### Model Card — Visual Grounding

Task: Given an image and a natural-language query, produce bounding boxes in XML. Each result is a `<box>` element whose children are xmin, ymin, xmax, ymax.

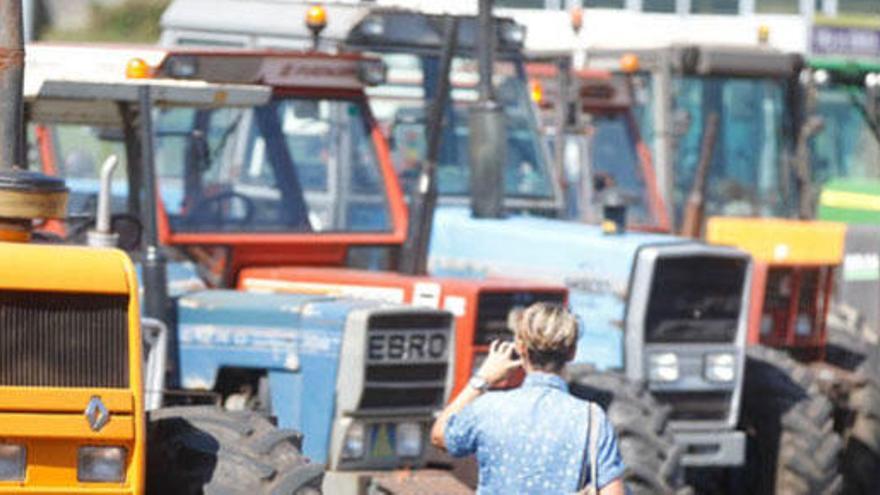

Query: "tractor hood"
<box><xmin>429</xmin><ymin>206</ymin><xmax>691</xmax><ymax>370</ymax></box>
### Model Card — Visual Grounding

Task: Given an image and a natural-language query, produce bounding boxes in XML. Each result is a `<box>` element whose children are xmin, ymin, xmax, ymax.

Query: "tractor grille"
<box><xmin>475</xmin><ymin>291</ymin><xmax>566</xmax><ymax>345</ymax></box>
<box><xmin>360</xmin><ymin>313</ymin><xmax>452</xmax><ymax>410</ymax></box>
<box><xmin>645</xmin><ymin>256</ymin><xmax>747</xmax><ymax>344</ymax></box>
<box><xmin>653</xmin><ymin>391</ymin><xmax>732</xmax><ymax>422</ymax></box>
<box><xmin>0</xmin><ymin>290</ymin><xmax>129</xmax><ymax>388</ymax></box>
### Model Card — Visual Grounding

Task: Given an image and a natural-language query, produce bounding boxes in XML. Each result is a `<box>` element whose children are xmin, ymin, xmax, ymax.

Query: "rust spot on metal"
<box><xmin>0</xmin><ymin>47</ymin><xmax>24</xmax><ymax>71</ymax></box>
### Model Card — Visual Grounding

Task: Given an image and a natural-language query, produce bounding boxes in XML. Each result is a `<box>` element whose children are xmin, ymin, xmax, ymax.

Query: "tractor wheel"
<box><xmin>147</xmin><ymin>406</ymin><xmax>324</xmax><ymax>495</ymax></box>
<box><xmin>740</xmin><ymin>346</ymin><xmax>842</xmax><ymax>495</ymax></box>
<box><xmin>823</xmin><ymin>312</ymin><xmax>880</xmax><ymax>495</ymax></box>
<box><xmin>840</xmin><ymin>349</ymin><xmax>880</xmax><ymax>495</ymax></box>
<box><xmin>568</xmin><ymin>368</ymin><xmax>689</xmax><ymax>495</ymax></box>
<box><xmin>826</xmin><ymin>303</ymin><xmax>878</xmax><ymax>371</ymax></box>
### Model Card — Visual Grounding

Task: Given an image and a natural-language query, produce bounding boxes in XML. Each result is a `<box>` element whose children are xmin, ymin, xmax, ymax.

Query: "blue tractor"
<box><xmin>24</xmin><ymin>44</ymin><xmax>461</xmax><ymax>493</ymax></box>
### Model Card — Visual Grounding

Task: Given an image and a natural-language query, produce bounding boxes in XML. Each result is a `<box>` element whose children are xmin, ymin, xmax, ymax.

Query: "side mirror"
<box><xmin>468</xmin><ymin>102</ymin><xmax>506</xmax><ymax>218</ymax></box>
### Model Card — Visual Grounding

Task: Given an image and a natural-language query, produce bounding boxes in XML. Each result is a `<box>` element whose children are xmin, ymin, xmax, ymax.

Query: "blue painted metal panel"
<box><xmin>174</xmin><ymin>289</ymin><xmax>374</xmax><ymax>463</ymax></box>
<box><xmin>429</xmin><ymin>206</ymin><xmax>681</xmax><ymax>370</ymax></box>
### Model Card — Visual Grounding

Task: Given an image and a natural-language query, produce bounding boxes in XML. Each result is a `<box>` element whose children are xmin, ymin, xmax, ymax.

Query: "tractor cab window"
<box><xmin>670</xmin><ymin>76</ymin><xmax>793</xmax><ymax>222</ymax></box>
<box><xmin>588</xmin><ymin>112</ymin><xmax>652</xmax><ymax>226</ymax></box>
<box><xmin>373</xmin><ymin>56</ymin><xmax>556</xmax><ymax>204</ymax></box>
<box><xmin>810</xmin><ymin>82</ymin><xmax>880</xmax><ymax>183</ymax></box>
<box><xmin>155</xmin><ymin>97</ymin><xmax>392</xmax><ymax>234</ymax></box>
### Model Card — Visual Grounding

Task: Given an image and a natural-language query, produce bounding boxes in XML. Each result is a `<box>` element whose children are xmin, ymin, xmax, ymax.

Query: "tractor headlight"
<box><xmin>648</xmin><ymin>352</ymin><xmax>679</xmax><ymax>382</ymax></box>
<box><xmin>395</xmin><ymin>422</ymin><xmax>422</xmax><ymax>458</ymax></box>
<box><xmin>77</xmin><ymin>446</ymin><xmax>126</xmax><ymax>482</ymax></box>
<box><xmin>795</xmin><ymin>315</ymin><xmax>812</xmax><ymax>336</ymax></box>
<box><xmin>342</xmin><ymin>422</ymin><xmax>366</xmax><ymax>460</ymax></box>
<box><xmin>0</xmin><ymin>444</ymin><xmax>25</xmax><ymax>481</ymax></box>
<box><xmin>704</xmin><ymin>353</ymin><xmax>736</xmax><ymax>383</ymax></box>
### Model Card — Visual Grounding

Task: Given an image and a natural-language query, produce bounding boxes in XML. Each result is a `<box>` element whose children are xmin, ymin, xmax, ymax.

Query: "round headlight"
<box><xmin>648</xmin><ymin>352</ymin><xmax>679</xmax><ymax>382</ymax></box>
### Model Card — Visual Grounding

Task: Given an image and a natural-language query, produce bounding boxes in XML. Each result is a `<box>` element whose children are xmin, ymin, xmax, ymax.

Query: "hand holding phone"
<box><xmin>476</xmin><ymin>339</ymin><xmax>523</xmax><ymax>386</ymax></box>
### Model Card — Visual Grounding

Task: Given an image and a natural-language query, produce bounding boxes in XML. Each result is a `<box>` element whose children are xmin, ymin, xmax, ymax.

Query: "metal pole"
<box><xmin>399</xmin><ymin>17</ymin><xmax>458</xmax><ymax>275</ymax></box>
<box><xmin>476</xmin><ymin>0</ymin><xmax>494</xmax><ymax>103</ymax></box>
<box><xmin>0</xmin><ymin>0</ymin><xmax>25</xmax><ymax>171</ymax></box>
<box><xmin>137</xmin><ymin>85</ymin><xmax>174</xmax><ymax>385</ymax></box>
<box><xmin>469</xmin><ymin>0</ymin><xmax>506</xmax><ymax>218</ymax></box>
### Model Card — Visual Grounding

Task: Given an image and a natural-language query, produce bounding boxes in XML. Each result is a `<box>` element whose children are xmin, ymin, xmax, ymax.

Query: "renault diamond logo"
<box><xmin>84</xmin><ymin>396</ymin><xmax>110</xmax><ymax>432</ymax></box>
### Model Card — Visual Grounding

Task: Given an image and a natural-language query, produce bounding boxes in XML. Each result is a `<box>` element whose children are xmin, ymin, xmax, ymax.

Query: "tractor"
<box><xmin>585</xmin><ymin>28</ymin><xmax>880</xmax><ymax>492</ymax></box>
<box><xmin>160</xmin><ymin>3</ymin><xmax>768</xmax><ymax>494</ymax></box>
<box><xmin>24</xmin><ymin>44</ymin><xmax>464</xmax><ymax>493</ymax></box>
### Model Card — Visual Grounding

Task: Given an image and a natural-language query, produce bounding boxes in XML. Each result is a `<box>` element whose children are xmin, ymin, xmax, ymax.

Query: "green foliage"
<box><xmin>41</xmin><ymin>0</ymin><xmax>171</xmax><ymax>42</ymax></box>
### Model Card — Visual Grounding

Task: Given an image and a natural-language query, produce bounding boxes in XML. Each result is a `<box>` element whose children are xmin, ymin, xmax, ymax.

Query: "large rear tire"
<box><xmin>147</xmin><ymin>406</ymin><xmax>324</xmax><ymax>495</ymax></box>
<box><xmin>740</xmin><ymin>346</ymin><xmax>842</xmax><ymax>495</ymax></box>
<box><xmin>568</xmin><ymin>369</ymin><xmax>689</xmax><ymax>495</ymax></box>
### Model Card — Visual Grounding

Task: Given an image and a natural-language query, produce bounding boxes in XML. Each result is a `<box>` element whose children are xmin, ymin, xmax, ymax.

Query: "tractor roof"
<box><xmin>24</xmin><ymin>43</ymin><xmax>381</xmax><ymax>125</ymax></box>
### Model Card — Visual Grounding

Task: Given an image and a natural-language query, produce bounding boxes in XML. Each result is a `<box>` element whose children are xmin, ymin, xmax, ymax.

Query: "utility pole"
<box><xmin>0</xmin><ymin>0</ymin><xmax>25</xmax><ymax>171</ymax></box>
<box><xmin>469</xmin><ymin>0</ymin><xmax>506</xmax><ymax>218</ymax></box>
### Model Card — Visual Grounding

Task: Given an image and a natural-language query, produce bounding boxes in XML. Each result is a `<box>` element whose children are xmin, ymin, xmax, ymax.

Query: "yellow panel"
<box><xmin>0</xmin><ymin>438</ymin><xmax>134</xmax><ymax>493</ymax></box>
<box><xmin>0</xmin><ymin>389</ymin><xmax>133</xmax><ymax>414</ymax></box>
<box><xmin>0</xmin><ymin>414</ymin><xmax>134</xmax><ymax>441</ymax></box>
<box><xmin>706</xmin><ymin>217</ymin><xmax>846</xmax><ymax>265</ymax></box>
<box><xmin>0</xmin><ymin>243</ymin><xmax>133</xmax><ymax>295</ymax></box>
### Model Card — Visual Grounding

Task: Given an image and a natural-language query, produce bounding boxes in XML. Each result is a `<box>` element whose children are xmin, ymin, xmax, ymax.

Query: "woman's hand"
<box><xmin>477</xmin><ymin>340</ymin><xmax>523</xmax><ymax>386</ymax></box>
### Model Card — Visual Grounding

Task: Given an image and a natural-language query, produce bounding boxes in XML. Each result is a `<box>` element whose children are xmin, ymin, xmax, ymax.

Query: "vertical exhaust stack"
<box><xmin>0</xmin><ymin>1</ymin><xmax>68</xmax><ymax>241</ymax></box>
<box><xmin>0</xmin><ymin>0</ymin><xmax>25</xmax><ymax>172</ymax></box>
<box><xmin>469</xmin><ymin>0</ymin><xmax>506</xmax><ymax>219</ymax></box>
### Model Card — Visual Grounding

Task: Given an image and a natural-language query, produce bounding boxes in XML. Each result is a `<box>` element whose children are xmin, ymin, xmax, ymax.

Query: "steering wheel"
<box><xmin>188</xmin><ymin>190</ymin><xmax>256</xmax><ymax>229</ymax></box>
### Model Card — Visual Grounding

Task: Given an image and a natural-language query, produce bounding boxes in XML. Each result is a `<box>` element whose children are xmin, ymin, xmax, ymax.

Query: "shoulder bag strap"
<box><xmin>588</xmin><ymin>402</ymin><xmax>601</xmax><ymax>495</ymax></box>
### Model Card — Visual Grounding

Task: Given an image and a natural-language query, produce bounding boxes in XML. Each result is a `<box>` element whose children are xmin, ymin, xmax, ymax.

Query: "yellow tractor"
<box><xmin>0</xmin><ymin>172</ymin><xmax>321</xmax><ymax>493</ymax></box>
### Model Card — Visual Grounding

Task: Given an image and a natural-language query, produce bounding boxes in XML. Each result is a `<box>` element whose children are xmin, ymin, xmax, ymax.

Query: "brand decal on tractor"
<box><xmin>367</xmin><ymin>330</ymin><xmax>448</xmax><ymax>363</ymax></box>
<box><xmin>84</xmin><ymin>396</ymin><xmax>110</xmax><ymax>432</ymax></box>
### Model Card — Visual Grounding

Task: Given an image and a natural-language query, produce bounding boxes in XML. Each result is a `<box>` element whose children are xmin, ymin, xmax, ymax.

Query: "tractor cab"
<box><xmin>28</xmin><ymin>44</ymin><xmax>402</xmax><ymax>282</ymax></box>
<box><xmin>587</xmin><ymin>44</ymin><xmax>804</xmax><ymax>226</ymax></box>
<box><xmin>525</xmin><ymin>61</ymin><xmax>669</xmax><ymax>230</ymax></box>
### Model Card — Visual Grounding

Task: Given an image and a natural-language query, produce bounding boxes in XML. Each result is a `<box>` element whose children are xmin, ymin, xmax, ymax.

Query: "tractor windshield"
<box><xmin>155</xmin><ymin>97</ymin><xmax>391</xmax><ymax>234</ymax></box>
<box><xmin>371</xmin><ymin>57</ymin><xmax>555</xmax><ymax>204</ymax></box>
<box><xmin>810</xmin><ymin>82</ymin><xmax>880</xmax><ymax>183</ymax></box>
<box><xmin>670</xmin><ymin>76</ymin><xmax>793</xmax><ymax>221</ymax></box>
<box><xmin>36</xmin><ymin>96</ymin><xmax>393</xmax><ymax>236</ymax></box>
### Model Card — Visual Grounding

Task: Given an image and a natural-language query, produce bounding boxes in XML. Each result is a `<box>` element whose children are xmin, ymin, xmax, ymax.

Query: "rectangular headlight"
<box><xmin>395</xmin><ymin>422</ymin><xmax>423</xmax><ymax>458</ymax></box>
<box><xmin>77</xmin><ymin>446</ymin><xmax>126</xmax><ymax>482</ymax></box>
<box><xmin>704</xmin><ymin>353</ymin><xmax>736</xmax><ymax>383</ymax></box>
<box><xmin>341</xmin><ymin>422</ymin><xmax>366</xmax><ymax>460</ymax></box>
<box><xmin>648</xmin><ymin>352</ymin><xmax>679</xmax><ymax>382</ymax></box>
<box><xmin>0</xmin><ymin>444</ymin><xmax>25</xmax><ymax>481</ymax></box>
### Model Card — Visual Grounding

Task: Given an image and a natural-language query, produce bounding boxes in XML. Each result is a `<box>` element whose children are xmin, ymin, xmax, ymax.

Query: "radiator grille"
<box><xmin>475</xmin><ymin>291</ymin><xmax>566</xmax><ymax>345</ymax></box>
<box><xmin>360</xmin><ymin>313</ymin><xmax>452</xmax><ymax>410</ymax></box>
<box><xmin>653</xmin><ymin>391</ymin><xmax>732</xmax><ymax>421</ymax></box>
<box><xmin>0</xmin><ymin>290</ymin><xmax>129</xmax><ymax>388</ymax></box>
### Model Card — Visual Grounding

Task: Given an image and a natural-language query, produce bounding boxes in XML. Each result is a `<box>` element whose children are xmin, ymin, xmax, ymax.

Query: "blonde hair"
<box><xmin>509</xmin><ymin>302</ymin><xmax>578</xmax><ymax>371</ymax></box>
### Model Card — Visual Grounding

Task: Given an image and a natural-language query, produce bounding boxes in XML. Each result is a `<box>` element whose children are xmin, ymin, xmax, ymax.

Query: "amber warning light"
<box><xmin>125</xmin><ymin>58</ymin><xmax>152</xmax><ymax>79</ymax></box>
